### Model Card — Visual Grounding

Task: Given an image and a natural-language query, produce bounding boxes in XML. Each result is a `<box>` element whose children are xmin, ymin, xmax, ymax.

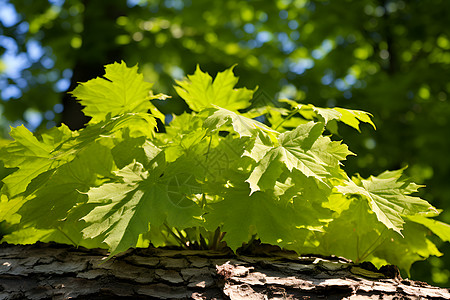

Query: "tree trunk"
<box><xmin>0</xmin><ymin>243</ymin><xmax>448</xmax><ymax>299</ymax></box>
<box><xmin>60</xmin><ymin>0</ymin><xmax>127</xmax><ymax>130</ymax></box>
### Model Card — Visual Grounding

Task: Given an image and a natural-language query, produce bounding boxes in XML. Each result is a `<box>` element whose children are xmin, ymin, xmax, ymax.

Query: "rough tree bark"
<box><xmin>0</xmin><ymin>243</ymin><xmax>448</xmax><ymax>300</ymax></box>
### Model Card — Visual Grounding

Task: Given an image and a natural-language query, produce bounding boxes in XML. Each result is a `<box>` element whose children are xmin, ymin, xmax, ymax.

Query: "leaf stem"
<box><xmin>57</xmin><ymin>226</ymin><xmax>78</xmax><ymax>247</ymax></box>
<box><xmin>274</xmin><ymin>108</ymin><xmax>299</xmax><ymax>130</ymax></box>
<box><xmin>356</xmin><ymin>227</ymin><xmax>387</xmax><ymax>263</ymax></box>
<box><xmin>202</xmin><ymin>135</ymin><xmax>213</xmax><ymax>180</ymax></box>
<box><xmin>211</xmin><ymin>227</ymin><xmax>226</xmax><ymax>250</ymax></box>
<box><xmin>356</xmin><ymin>232</ymin><xmax>360</xmax><ymax>259</ymax></box>
<box><xmin>164</xmin><ymin>224</ymin><xmax>188</xmax><ymax>248</ymax></box>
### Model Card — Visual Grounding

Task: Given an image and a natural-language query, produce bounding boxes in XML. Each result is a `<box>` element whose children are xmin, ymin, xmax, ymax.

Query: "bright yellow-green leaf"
<box><xmin>203</xmin><ymin>106</ymin><xmax>277</xmax><ymax>138</ymax></box>
<box><xmin>337</xmin><ymin>169</ymin><xmax>437</xmax><ymax>235</ymax></box>
<box><xmin>1</xmin><ymin>61</ymin><xmax>449</xmax><ymax>274</ymax></box>
<box><xmin>280</xmin><ymin>99</ymin><xmax>376</xmax><ymax>131</ymax></box>
<box><xmin>245</xmin><ymin>122</ymin><xmax>332</xmax><ymax>193</ymax></box>
<box><xmin>174</xmin><ymin>65</ymin><xmax>256</xmax><ymax>112</ymax></box>
<box><xmin>0</xmin><ymin>125</ymin><xmax>73</xmax><ymax>197</ymax></box>
<box><xmin>407</xmin><ymin>215</ymin><xmax>450</xmax><ymax>242</ymax></box>
<box><xmin>71</xmin><ymin>61</ymin><xmax>157</xmax><ymax>122</ymax></box>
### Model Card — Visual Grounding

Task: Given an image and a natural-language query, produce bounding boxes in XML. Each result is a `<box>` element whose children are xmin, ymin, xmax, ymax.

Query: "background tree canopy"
<box><xmin>0</xmin><ymin>0</ymin><xmax>449</xmax><ymax>287</ymax></box>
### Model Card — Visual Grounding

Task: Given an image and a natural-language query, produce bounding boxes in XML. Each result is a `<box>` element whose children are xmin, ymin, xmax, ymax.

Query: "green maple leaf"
<box><xmin>246</xmin><ymin>149</ymin><xmax>287</xmax><ymax>193</ymax></box>
<box><xmin>203</xmin><ymin>106</ymin><xmax>278</xmax><ymax>138</ymax></box>
<box><xmin>112</xmin><ymin>137</ymin><xmax>162</xmax><ymax>169</ymax></box>
<box><xmin>333</xmin><ymin>107</ymin><xmax>376</xmax><ymax>131</ymax></box>
<box><xmin>309</xmin><ymin>136</ymin><xmax>354</xmax><ymax>166</ymax></box>
<box><xmin>17</xmin><ymin>143</ymin><xmax>114</xmax><ymax>228</ymax></box>
<box><xmin>174</xmin><ymin>65</ymin><xmax>256</xmax><ymax>112</ymax></box>
<box><xmin>407</xmin><ymin>214</ymin><xmax>450</xmax><ymax>242</ymax></box>
<box><xmin>205</xmin><ymin>189</ymin><xmax>307</xmax><ymax>250</ymax></box>
<box><xmin>1</xmin><ymin>113</ymin><xmax>157</xmax><ymax>200</ymax></box>
<box><xmin>165</xmin><ymin>112</ymin><xmax>206</xmax><ymax>138</ymax></box>
<box><xmin>245</xmin><ymin>122</ymin><xmax>334</xmax><ymax>193</ymax></box>
<box><xmin>278</xmin><ymin>120</ymin><xmax>325</xmax><ymax>151</ymax></box>
<box><xmin>81</xmin><ymin>159</ymin><xmax>202</xmax><ymax>256</ymax></box>
<box><xmin>277</xmin><ymin>169</ymin><xmax>333</xmax><ymax>206</ymax></box>
<box><xmin>71</xmin><ymin>61</ymin><xmax>163</xmax><ymax>122</ymax></box>
<box><xmin>2</xmin><ymin>143</ymin><xmax>115</xmax><ymax>248</ymax></box>
<box><xmin>2</xmin><ymin>222</ymin><xmax>107</xmax><ymax>249</ymax></box>
<box><xmin>309</xmin><ymin>198</ymin><xmax>385</xmax><ymax>262</ymax></box>
<box><xmin>280</xmin><ymin>99</ymin><xmax>376</xmax><ymax>131</ymax></box>
<box><xmin>308</xmin><ymin>136</ymin><xmax>354</xmax><ymax>180</ymax></box>
<box><xmin>52</xmin><ymin>113</ymin><xmax>157</xmax><ymax>159</ymax></box>
<box><xmin>0</xmin><ymin>125</ymin><xmax>73</xmax><ymax>197</ymax></box>
<box><xmin>3</xmin><ymin>59</ymin><xmax>450</xmax><ymax>270</ymax></box>
<box><xmin>2</xmin><ymin>227</ymin><xmax>61</xmax><ymax>245</ymax></box>
<box><xmin>373</xmin><ymin>220</ymin><xmax>443</xmax><ymax>274</ymax></box>
<box><xmin>199</xmin><ymin>135</ymin><xmax>252</xmax><ymax>184</ymax></box>
<box><xmin>313</xmin><ymin>196</ymin><xmax>442</xmax><ymax>274</ymax></box>
<box><xmin>154</xmin><ymin>112</ymin><xmax>210</xmax><ymax>163</ymax></box>
<box><xmin>337</xmin><ymin>169</ymin><xmax>436</xmax><ymax>235</ymax></box>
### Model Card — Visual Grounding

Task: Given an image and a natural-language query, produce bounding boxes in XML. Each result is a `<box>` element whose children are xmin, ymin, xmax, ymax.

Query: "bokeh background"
<box><xmin>0</xmin><ymin>0</ymin><xmax>449</xmax><ymax>287</ymax></box>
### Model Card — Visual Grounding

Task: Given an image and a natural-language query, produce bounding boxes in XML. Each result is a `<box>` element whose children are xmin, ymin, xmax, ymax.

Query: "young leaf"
<box><xmin>245</xmin><ymin>122</ymin><xmax>330</xmax><ymax>193</ymax></box>
<box><xmin>174</xmin><ymin>65</ymin><xmax>256</xmax><ymax>112</ymax></box>
<box><xmin>3</xmin><ymin>61</ymin><xmax>450</xmax><ymax>274</ymax></box>
<box><xmin>309</xmin><ymin>136</ymin><xmax>354</xmax><ymax>167</ymax></box>
<box><xmin>334</xmin><ymin>107</ymin><xmax>376</xmax><ymax>131</ymax></box>
<box><xmin>203</xmin><ymin>106</ymin><xmax>278</xmax><ymax>138</ymax></box>
<box><xmin>337</xmin><ymin>169</ymin><xmax>437</xmax><ymax>235</ymax></box>
<box><xmin>71</xmin><ymin>61</ymin><xmax>158</xmax><ymax>122</ymax></box>
<box><xmin>280</xmin><ymin>99</ymin><xmax>376</xmax><ymax>131</ymax></box>
<box><xmin>308</xmin><ymin>136</ymin><xmax>355</xmax><ymax>181</ymax></box>
<box><xmin>407</xmin><ymin>215</ymin><xmax>450</xmax><ymax>242</ymax></box>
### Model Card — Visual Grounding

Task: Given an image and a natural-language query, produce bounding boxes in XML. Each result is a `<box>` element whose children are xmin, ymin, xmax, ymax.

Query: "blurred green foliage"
<box><xmin>0</xmin><ymin>0</ymin><xmax>449</xmax><ymax>287</ymax></box>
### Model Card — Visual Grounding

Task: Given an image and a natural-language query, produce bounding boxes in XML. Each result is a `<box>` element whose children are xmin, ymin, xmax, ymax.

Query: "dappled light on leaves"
<box><xmin>0</xmin><ymin>63</ymin><xmax>449</xmax><ymax>278</ymax></box>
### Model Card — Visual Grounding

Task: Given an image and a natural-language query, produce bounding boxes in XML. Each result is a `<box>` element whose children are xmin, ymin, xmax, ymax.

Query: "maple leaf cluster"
<box><xmin>0</xmin><ymin>62</ymin><xmax>449</xmax><ymax>274</ymax></box>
